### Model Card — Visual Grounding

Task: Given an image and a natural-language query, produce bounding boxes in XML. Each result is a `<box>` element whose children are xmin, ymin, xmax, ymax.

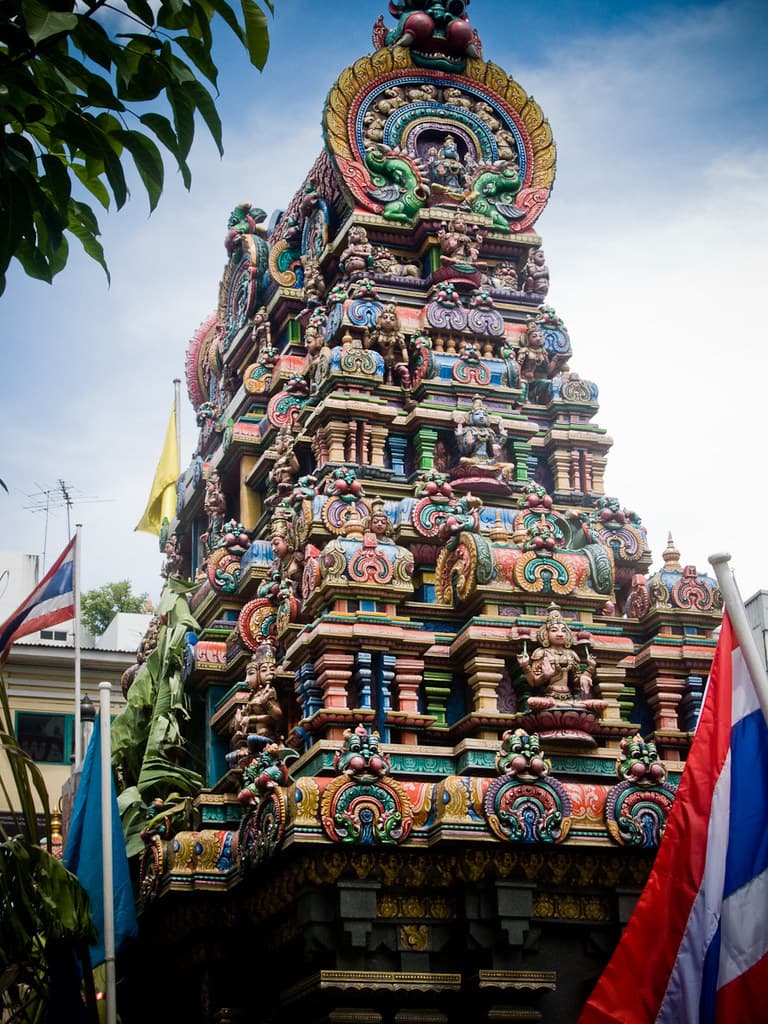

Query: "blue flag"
<box><xmin>63</xmin><ymin>717</ymin><xmax>138</xmax><ymax>966</ymax></box>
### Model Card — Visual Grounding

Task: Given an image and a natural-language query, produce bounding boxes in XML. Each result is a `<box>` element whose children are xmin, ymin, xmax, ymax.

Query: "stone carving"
<box><xmin>523</xmin><ymin>248</ymin><xmax>550</xmax><ymax>295</ymax></box>
<box><xmin>513</xmin><ymin>603</ymin><xmax>600</xmax><ymax>711</ymax></box>
<box><xmin>367</xmin><ymin>302</ymin><xmax>411</xmax><ymax>389</ymax></box>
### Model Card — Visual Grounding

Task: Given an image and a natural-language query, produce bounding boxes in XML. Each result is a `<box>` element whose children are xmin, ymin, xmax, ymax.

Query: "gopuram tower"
<box><xmin>119</xmin><ymin>4</ymin><xmax>724</xmax><ymax>1021</ymax></box>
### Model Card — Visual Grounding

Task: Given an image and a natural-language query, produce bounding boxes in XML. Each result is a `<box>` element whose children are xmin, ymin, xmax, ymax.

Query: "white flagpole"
<box><xmin>173</xmin><ymin>378</ymin><xmax>181</xmax><ymax>464</ymax></box>
<box><xmin>709</xmin><ymin>552</ymin><xmax>768</xmax><ymax>725</ymax></box>
<box><xmin>99</xmin><ymin>681</ymin><xmax>117</xmax><ymax>1024</ymax></box>
<box><xmin>74</xmin><ymin>523</ymin><xmax>83</xmax><ymax>769</ymax></box>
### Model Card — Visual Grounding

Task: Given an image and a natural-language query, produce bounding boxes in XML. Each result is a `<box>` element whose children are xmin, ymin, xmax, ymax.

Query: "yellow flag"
<box><xmin>135</xmin><ymin>404</ymin><xmax>180</xmax><ymax>535</ymax></box>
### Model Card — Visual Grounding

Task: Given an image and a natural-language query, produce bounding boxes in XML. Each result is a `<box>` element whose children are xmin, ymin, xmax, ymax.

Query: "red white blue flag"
<box><xmin>0</xmin><ymin>537</ymin><xmax>76</xmax><ymax>662</ymax></box>
<box><xmin>579</xmin><ymin>611</ymin><xmax>768</xmax><ymax>1023</ymax></box>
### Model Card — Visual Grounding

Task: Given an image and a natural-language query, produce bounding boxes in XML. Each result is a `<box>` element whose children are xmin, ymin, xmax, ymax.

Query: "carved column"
<box><xmin>464</xmin><ymin>654</ymin><xmax>505</xmax><ymax>713</ymax></box>
<box><xmin>315</xmin><ymin>651</ymin><xmax>354</xmax><ymax>709</ymax></box>
<box><xmin>595</xmin><ymin>665</ymin><xmax>626</xmax><ymax>724</ymax></box>
<box><xmin>325</xmin><ymin>421</ymin><xmax>348</xmax><ymax>463</ymax></box>
<box><xmin>591</xmin><ymin>454</ymin><xmax>608</xmax><ymax>495</ymax></box>
<box><xmin>423</xmin><ymin>670</ymin><xmax>452</xmax><ymax>726</ymax></box>
<box><xmin>547</xmin><ymin>449</ymin><xmax>571</xmax><ymax>492</ymax></box>
<box><xmin>394</xmin><ymin>655</ymin><xmax>424</xmax><ymax>744</ymax></box>
<box><xmin>510</xmin><ymin>440</ymin><xmax>530</xmax><ymax>482</ymax></box>
<box><xmin>414</xmin><ymin>427</ymin><xmax>438</xmax><ymax>471</ymax></box>
<box><xmin>387</xmin><ymin>434</ymin><xmax>408</xmax><ymax>476</ymax></box>
<box><xmin>368</xmin><ymin>423</ymin><xmax>388</xmax><ymax>468</ymax></box>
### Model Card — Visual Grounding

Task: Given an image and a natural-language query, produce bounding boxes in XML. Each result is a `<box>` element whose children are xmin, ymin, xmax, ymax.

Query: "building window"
<box><xmin>39</xmin><ymin>630</ymin><xmax>68</xmax><ymax>641</ymax></box>
<box><xmin>15</xmin><ymin>712</ymin><xmax>73</xmax><ymax>765</ymax></box>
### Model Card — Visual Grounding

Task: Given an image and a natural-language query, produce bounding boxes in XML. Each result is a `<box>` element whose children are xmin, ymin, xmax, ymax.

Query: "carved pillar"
<box><xmin>510</xmin><ymin>440</ymin><xmax>530</xmax><ymax>482</ymax></box>
<box><xmin>353</xmin><ymin>650</ymin><xmax>373</xmax><ymax>709</ymax></box>
<box><xmin>379</xmin><ymin>653</ymin><xmax>395</xmax><ymax>742</ymax></box>
<box><xmin>315</xmin><ymin>651</ymin><xmax>354</xmax><ymax>709</ymax></box>
<box><xmin>547</xmin><ymin>449</ymin><xmax>571</xmax><ymax>492</ymax></box>
<box><xmin>361</xmin><ymin>421</ymin><xmax>373</xmax><ymax>465</ymax></box>
<box><xmin>295</xmin><ymin>662</ymin><xmax>323</xmax><ymax>721</ymax></box>
<box><xmin>345</xmin><ymin>420</ymin><xmax>357</xmax><ymax>462</ymax></box>
<box><xmin>595</xmin><ymin>665</ymin><xmax>626</xmax><ymax>724</ymax></box>
<box><xmin>646</xmin><ymin>675</ymin><xmax>687</xmax><ymax>754</ymax></box>
<box><xmin>394</xmin><ymin>656</ymin><xmax>424</xmax><ymax>714</ymax></box>
<box><xmin>423</xmin><ymin>670</ymin><xmax>452</xmax><ymax>726</ymax></box>
<box><xmin>464</xmin><ymin>654</ymin><xmax>505</xmax><ymax>713</ymax></box>
<box><xmin>581</xmin><ymin>450</ymin><xmax>594</xmax><ymax>492</ymax></box>
<box><xmin>369</xmin><ymin>423</ymin><xmax>388</xmax><ymax>468</ymax></box>
<box><xmin>239</xmin><ymin>454</ymin><xmax>259</xmax><ymax>530</ymax></box>
<box><xmin>325</xmin><ymin>421</ymin><xmax>348</xmax><ymax>463</ymax></box>
<box><xmin>394</xmin><ymin>655</ymin><xmax>424</xmax><ymax>744</ymax></box>
<box><xmin>312</xmin><ymin>427</ymin><xmax>329</xmax><ymax>469</ymax></box>
<box><xmin>388</xmin><ymin>434</ymin><xmax>408</xmax><ymax>476</ymax></box>
<box><xmin>414</xmin><ymin>427</ymin><xmax>439</xmax><ymax>471</ymax></box>
<box><xmin>569</xmin><ymin>449</ymin><xmax>581</xmax><ymax>491</ymax></box>
<box><xmin>591</xmin><ymin>454</ymin><xmax>608</xmax><ymax>495</ymax></box>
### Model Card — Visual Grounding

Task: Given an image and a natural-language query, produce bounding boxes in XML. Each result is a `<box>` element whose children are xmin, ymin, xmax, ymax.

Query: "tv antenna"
<box><xmin>24</xmin><ymin>480</ymin><xmax>113</xmax><ymax>571</ymax></box>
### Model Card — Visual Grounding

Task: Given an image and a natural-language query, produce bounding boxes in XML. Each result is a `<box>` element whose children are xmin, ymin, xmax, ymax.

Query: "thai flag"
<box><xmin>579</xmin><ymin>611</ymin><xmax>768</xmax><ymax>1023</ymax></box>
<box><xmin>0</xmin><ymin>537</ymin><xmax>76</xmax><ymax>662</ymax></box>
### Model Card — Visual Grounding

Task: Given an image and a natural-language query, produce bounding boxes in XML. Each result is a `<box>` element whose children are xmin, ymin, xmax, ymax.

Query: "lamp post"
<box><xmin>80</xmin><ymin>693</ymin><xmax>96</xmax><ymax>758</ymax></box>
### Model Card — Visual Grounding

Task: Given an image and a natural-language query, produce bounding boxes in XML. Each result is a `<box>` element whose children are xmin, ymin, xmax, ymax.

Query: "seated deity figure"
<box><xmin>427</xmin><ymin>133</ymin><xmax>465</xmax><ymax>189</ymax></box>
<box><xmin>455</xmin><ymin>395</ymin><xmax>507</xmax><ymax>464</ymax></box>
<box><xmin>232</xmin><ymin>644</ymin><xmax>284</xmax><ymax>747</ymax></box>
<box><xmin>515</xmin><ymin>604</ymin><xmax>600</xmax><ymax>711</ymax></box>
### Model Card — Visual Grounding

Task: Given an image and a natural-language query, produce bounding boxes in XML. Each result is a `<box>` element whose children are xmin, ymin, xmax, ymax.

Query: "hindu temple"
<box><xmin>115</xmin><ymin>3</ymin><xmax>724</xmax><ymax>1021</ymax></box>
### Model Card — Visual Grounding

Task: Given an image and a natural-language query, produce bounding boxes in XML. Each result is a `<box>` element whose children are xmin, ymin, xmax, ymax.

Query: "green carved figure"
<box><xmin>467</xmin><ymin>164</ymin><xmax>524</xmax><ymax>231</ymax></box>
<box><xmin>365</xmin><ymin>146</ymin><xmax>429</xmax><ymax>224</ymax></box>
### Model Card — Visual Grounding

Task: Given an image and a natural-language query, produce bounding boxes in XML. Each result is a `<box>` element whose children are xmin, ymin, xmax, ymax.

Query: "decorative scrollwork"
<box><xmin>239</xmin><ymin>789</ymin><xmax>287</xmax><ymax>869</ymax></box>
<box><xmin>238</xmin><ymin>598</ymin><xmax>277</xmax><ymax>650</ymax></box>
<box><xmin>605</xmin><ymin>781</ymin><xmax>676</xmax><ymax>848</ymax></box>
<box><xmin>320</xmin><ymin>775</ymin><xmax>413</xmax><ymax>846</ymax></box>
<box><xmin>207</xmin><ymin>548</ymin><xmax>241</xmax><ymax>593</ymax></box>
<box><xmin>483</xmin><ymin>775</ymin><xmax>572</xmax><ymax>844</ymax></box>
<box><xmin>512</xmin><ymin>551</ymin><xmax>575</xmax><ymax>595</ymax></box>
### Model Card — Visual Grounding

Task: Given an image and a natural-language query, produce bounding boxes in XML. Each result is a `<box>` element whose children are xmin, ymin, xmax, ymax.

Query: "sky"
<box><xmin>1</xmin><ymin>0</ymin><xmax>767</xmax><ymax>611</ymax></box>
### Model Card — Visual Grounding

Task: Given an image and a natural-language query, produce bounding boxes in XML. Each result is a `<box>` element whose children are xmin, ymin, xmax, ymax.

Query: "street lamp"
<box><xmin>80</xmin><ymin>693</ymin><xmax>96</xmax><ymax>758</ymax></box>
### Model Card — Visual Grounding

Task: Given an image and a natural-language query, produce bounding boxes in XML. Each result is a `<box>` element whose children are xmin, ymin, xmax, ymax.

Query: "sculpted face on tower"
<box><xmin>385</xmin><ymin>0</ymin><xmax>477</xmax><ymax>71</ymax></box>
<box><xmin>246</xmin><ymin>646</ymin><xmax>276</xmax><ymax>691</ymax></box>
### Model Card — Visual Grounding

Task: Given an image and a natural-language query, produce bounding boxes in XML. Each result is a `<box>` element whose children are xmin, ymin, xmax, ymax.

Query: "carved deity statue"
<box><xmin>367</xmin><ymin>302</ymin><xmax>410</xmax><ymax>387</ymax></box>
<box><xmin>365</xmin><ymin>497</ymin><xmax>394</xmax><ymax>541</ymax></box>
<box><xmin>426</xmin><ymin>133</ymin><xmax>465</xmax><ymax>190</ymax></box>
<box><xmin>523</xmin><ymin>248</ymin><xmax>550</xmax><ymax>295</ymax></box>
<box><xmin>201</xmin><ymin>470</ymin><xmax>226</xmax><ymax>555</ymax></box>
<box><xmin>269</xmin><ymin>424</ymin><xmax>299</xmax><ymax>498</ymax></box>
<box><xmin>438</xmin><ymin>218</ymin><xmax>482</xmax><ymax>268</ymax></box>
<box><xmin>232</xmin><ymin>644</ymin><xmax>284</xmax><ymax>748</ymax></box>
<box><xmin>455</xmin><ymin>395</ymin><xmax>507</xmax><ymax>464</ymax></box>
<box><xmin>339</xmin><ymin>224</ymin><xmax>374</xmax><ymax>279</ymax></box>
<box><xmin>515</xmin><ymin>603</ymin><xmax>598</xmax><ymax>709</ymax></box>
<box><xmin>517</xmin><ymin>317</ymin><xmax>550</xmax><ymax>383</ymax></box>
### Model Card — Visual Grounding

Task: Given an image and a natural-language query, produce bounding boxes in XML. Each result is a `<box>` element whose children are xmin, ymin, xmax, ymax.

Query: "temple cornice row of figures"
<box><xmin>201</xmin><ymin>191</ymin><xmax>553</xmax><ymax>385</ymax></box>
<box><xmin>191</xmin><ymin>235</ymin><xmax>561</xmax><ymax>446</ymax></box>
<box><xmin>164</xmin><ymin>464</ymin><xmax>720</xmax><ymax>633</ymax></box>
<box><xmin>136</xmin><ymin>725</ymin><xmax>677</xmax><ymax>902</ymax></box>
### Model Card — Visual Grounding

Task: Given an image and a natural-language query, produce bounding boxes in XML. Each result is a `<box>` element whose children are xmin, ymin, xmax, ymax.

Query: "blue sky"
<box><xmin>1</xmin><ymin>0</ymin><xmax>766</xmax><ymax>607</ymax></box>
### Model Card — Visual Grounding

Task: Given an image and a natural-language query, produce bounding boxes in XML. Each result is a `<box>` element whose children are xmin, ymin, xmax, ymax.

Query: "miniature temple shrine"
<box><xmin>116</xmin><ymin>4</ymin><xmax>724</xmax><ymax>1021</ymax></box>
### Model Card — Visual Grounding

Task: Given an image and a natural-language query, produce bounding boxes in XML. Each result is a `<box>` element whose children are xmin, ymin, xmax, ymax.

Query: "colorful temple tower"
<box><xmin>119</xmin><ymin>4</ymin><xmax>724</xmax><ymax>1021</ymax></box>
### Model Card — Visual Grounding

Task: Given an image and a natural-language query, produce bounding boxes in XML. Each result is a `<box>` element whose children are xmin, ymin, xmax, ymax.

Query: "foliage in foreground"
<box><xmin>0</xmin><ymin>672</ymin><xmax>96</xmax><ymax>1022</ymax></box>
<box><xmin>111</xmin><ymin>578</ymin><xmax>202</xmax><ymax>855</ymax></box>
<box><xmin>0</xmin><ymin>0</ymin><xmax>274</xmax><ymax>294</ymax></box>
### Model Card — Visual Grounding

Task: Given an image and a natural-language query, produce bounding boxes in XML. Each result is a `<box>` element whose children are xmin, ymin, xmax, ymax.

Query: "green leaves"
<box><xmin>0</xmin><ymin>0</ymin><xmax>275</xmax><ymax>291</ymax></box>
<box><xmin>0</xmin><ymin>668</ymin><xmax>97</xmax><ymax>1021</ymax></box>
<box><xmin>21</xmin><ymin>0</ymin><xmax>78</xmax><ymax>45</ymax></box>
